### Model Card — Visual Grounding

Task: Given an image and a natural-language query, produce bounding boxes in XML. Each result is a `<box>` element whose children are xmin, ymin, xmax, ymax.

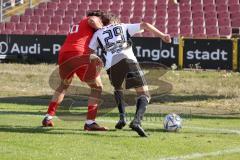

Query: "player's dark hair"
<box><xmin>87</xmin><ymin>10</ymin><xmax>104</xmax><ymax>17</ymax></box>
<box><xmin>101</xmin><ymin>12</ymin><xmax>121</xmax><ymax>25</ymax></box>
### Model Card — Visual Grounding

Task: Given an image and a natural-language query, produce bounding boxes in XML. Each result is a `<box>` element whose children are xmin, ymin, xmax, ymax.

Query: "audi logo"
<box><xmin>0</xmin><ymin>41</ymin><xmax>8</xmax><ymax>54</ymax></box>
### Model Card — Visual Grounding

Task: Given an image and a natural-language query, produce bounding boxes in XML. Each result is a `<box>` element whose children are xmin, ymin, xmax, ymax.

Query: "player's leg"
<box><xmin>76</xmin><ymin>57</ymin><xmax>108</xmax><ymax>131</ymax></box>
<box><xmin>107</xmin><ymin>59</ymin><xmax>127</xmax><ymax>129</ymax></box>
<box><xmin>84</xmin><ymin>76</ymin><xmax>108</xmax><ymax>131</ymax></box>
<box><xmin>42</xmin><ymin>78</ymin><xmax>72</xmax><ymax>127</ymax></box>
<box><xmin>125</xmin><ymin>60</ymin><xmax>149</xmax><ymax>137</ymax></box>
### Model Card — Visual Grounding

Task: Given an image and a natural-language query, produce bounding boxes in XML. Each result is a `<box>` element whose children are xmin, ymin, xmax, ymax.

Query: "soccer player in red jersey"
<box><xmin>42</xmin><ymin>11</ymin><xmax>108</xmax><ymax>131</ymax></box>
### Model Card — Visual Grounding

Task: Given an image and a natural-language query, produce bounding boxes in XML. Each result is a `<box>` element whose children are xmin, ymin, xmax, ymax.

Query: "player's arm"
<box><xmin>88</xmin><ymin>33</ymin><xmax>102</xmax><ymax>63</ymax></box>
<box><xmin>140</xmin><ymin>22</ymin><xmax>171</xmax><ymax>43</ymax></box>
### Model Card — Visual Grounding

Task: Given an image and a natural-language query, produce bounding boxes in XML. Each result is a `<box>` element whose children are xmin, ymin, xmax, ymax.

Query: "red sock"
<box><xmin>47</xmin><ymin>102</ymin><xmax>59</xmax><ymax>116</ymax></box>
<box><xmin>87</xmin><ymin>104</ymin><xmax>98</xmax><ymax>120</ymax></box>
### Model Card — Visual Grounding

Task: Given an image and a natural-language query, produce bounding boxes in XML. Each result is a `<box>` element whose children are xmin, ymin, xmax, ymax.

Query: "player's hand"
<box><xmin>90</xmin><ymin>54</ymin><xmax>99</xmax><ymax>62</ymax></box>
<box><xmin>161</xmin><ymin>34</ymin><xmax>171</xmax><ymax>43</ymax></box>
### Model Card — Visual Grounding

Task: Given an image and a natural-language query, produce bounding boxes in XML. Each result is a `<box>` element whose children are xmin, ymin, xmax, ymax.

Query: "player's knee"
<box><xmin>137</xmin><ymin>94</ymin><xmax>151</xmax><ymax>103</ymax></box>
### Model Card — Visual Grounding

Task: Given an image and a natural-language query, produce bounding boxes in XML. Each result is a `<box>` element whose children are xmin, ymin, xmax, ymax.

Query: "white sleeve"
<box><xmin>125</xmin><ymin>23</ymin><xmax>141</xmax><ymax>36</ymax></box>
<box><xmin>89</xmin><ymin>33</ymin><xmax>99</xmax><ymax>51</ymax></box>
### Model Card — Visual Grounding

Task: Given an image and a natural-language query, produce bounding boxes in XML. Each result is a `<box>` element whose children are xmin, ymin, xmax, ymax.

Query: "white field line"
<box><xmin>158</xmin><ymin>147</ymin><xmax>240</xmax><ymax>160</ymax></box>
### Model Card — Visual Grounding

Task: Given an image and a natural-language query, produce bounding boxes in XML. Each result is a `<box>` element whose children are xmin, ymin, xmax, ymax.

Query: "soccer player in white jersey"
<box><xmin>89</xmin><ymin>14</ymin><xmax>171</xmax><ymax>137</ymax></box>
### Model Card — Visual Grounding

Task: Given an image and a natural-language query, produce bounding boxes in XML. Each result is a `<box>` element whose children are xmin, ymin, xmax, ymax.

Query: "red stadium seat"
<box><xmin>24</xmin><ymin>8</ymin><xmax>33</xmax><ymax>16</ymax></box>
<box><xmin>193</xmin><ymin>18</ymin><xmax>204</xmax><ymax>26</ymax></box>
<box><xmin>133</xmin><ymin>9</ymin><xmax>143</xmax><ymax>17</ymax></box>
<box><xmin>59</xmin><ymin>23</ymin><xmax>70</xmax><ymax>31</ymax></box>
<box><xmin>37</xmin><ymin>23</ymin><xmax>48</xmax><ymax>31</ymax></box>
<box><xmin>120</xmin><ymin>16</ymin><xmax>130</xmax><ymax>23</ymax></box>
<box><xmin>180</xmin><ymin>25</ymin><xmax>192</xmax><ymax>37</ymax></box>
<box><xmin>180</xmin><ymin>10</ymin><xmax>191</xmax><ymax>18</ymax></box>
<box><xmin>144</xmin><ymin>9</ymin><xmax>155</xmax><ymax>17</ymax></box>
<box><xmin>46</xmin><ymin>30</ymin><xmax>57</xmax><ymax>35</ymax></box>
<box><xmin>41</xmin><ymin>16</ymin><xmax>51</xmax><ymax>24</ymax></box>
<box><xmin>231</xmin><ymin>18</ymin><xmax>240</xmax><ymax>27</ymax></box>
<box><xmin>218</xmin><ymin>11</ymin><xmax>230</xmax><ymax>19</ymax></box>
<box><xmin>67</xmin><ymin>3</ymin><xmax>78</xmax><ymax>10</ymax></box>
<box><xmin>73</xmin><ymin>16</ymin><xmax>84</xmax><ymax>24</ymax></box>
<box><xmin>51</xmin><ymin>16</ymin><xmax>62</xmax><ymax>24</ymax></box>
<box><xmin>204</xmin><ymin>4</ymin><xmax>216</xmax><ymax>12</ymax></box>
<box><xmin>167</xmin><ymin>17</ymin><xmax>179</xmax><ymax>26</ymax></box>
<box><xmin>156</xmin><ymin>4</ymin><xmax>167</xmax><ymax>12</ymax></box>
<box><xmin>191</xmin><ymin>3</ymin><xmax>203</xmax><ymax>12</ymax></box>
<box><xmin>57</xmin><ymin>2</ymin><xmax>68</xmax><ymax>10</ymax></box>
<box><xmin>48</xmin><ymin>23</ymin><xmax>59</xmax><ymax>31</ymax></box>
<box><xmin>156</xmin><ymin>17</ymin><xmax>166</xmax><ymax>26</ymax></box>
<box><xmin>180</xmin><ymin>18</ymin><xmax>192</xmax><ymax>26</ymax></box>
<box><xmin>89</xmin><ymin>4</ymin><xmax>99</xmax><ymax>10</ymax></box>
<box><xmin>65</xmin><ymin>10</ymin><xmax>76</xmax><ymax>17</ymax></box>
<box><xmin>78</xmin><ymin>3</ymin><xmax>89</xmax><ymax>10</ymax></box>
<box><xmin>157</xmin><ymin>25</ymin><xmax>166</xmax><ymax>33</ymax></box>
<box><xmin>55</xmin><ymin>9</ymin><xmax>65</xmax><ymax>17</ymax></box>
<box><xmin>168</xmin><ymin>11</ymin><xmax>179</xmax><ymax>19</ymax></box>
<box><xmin>205</xmin><ymin>18</ymin><xmax>217</xmax><ymax>26</ymax></box>
<box><xmin>34</xmin><ymin>8</ymin><xmax>44</xmax><ymax>16</ymax></box>
<box><xmin>179</xmin><ymin>3</ymin><xmax>191</xmax><ymax>12</ymax></box>
<box><xmin>203</xmin><ymin>0</ymin><xmax>214</xmax><ymax>5</ymax></box>
<box><xmin>38</xmin><ymin>2</ymin><xmax>47</xmax><ymax>9</ymax></box>
<box><xmin>156</xmin><ymin>10</ymin><xmax>167</xmax><ymax>18</ymax></box>
<box><xmin>56</xmin><ymin>30</ymin><xmax>68</xmax><ymax>35</ymax></box>
<box><xmin>26</xmin><ymin>23</ymin><xmax>37</xmax><ymax>31</ymax></box>
<box><xmin>229</xmin><ymin>4</ymin><xmax>240</xmax><ymax>13</ymax></box>
<box><xmin>219</xmin><ymin>26</ymin><xmax>231</xmax><ymax>37</ymax></box>
<box><xmin>16</xmin><ymin>22</ymin><xmax>26</xmax><ymax>31</ymax></box>
<box><xmin>218</xmin><ymin>18</ymin><xmax>231</xmax><ymax>27</ymax></box>
<box><xmin>231</xmin><ymin>11</ymin><xmax>240</xmax><ymax>19</ymax></box>
<box><xmin>0</xmin><ymin>23</ymin><xmax>5</xmax><ymax>30</ymax></box>
<box><xmin>215</xmin><ymin>0</ymin><xmax>227</xmax><ymax>5</ymax></box>
<box><xmin>31</xmin><ymin>15</ymin><xmax>41</xmax><ymax>24</ymax></box>
<box><xmin>75</xmin><ymin>10</ymin><xmax>86</xmax><ymax>17</ymax></box>
<box><xmin>1</xmin><ymin>29</ymin><xmax>12</xmax><ymax>34</ymax></box>
<box><xmin>12</xmin><ymin>30</ymin><xmax>23</xmax><ymax>35</ymax></box>
<box><xmin>20</xmin><ymin>15</ymin><xmax>30</xmax><ymax>23</ymax></box>
<box><xmin>130</xmin><ymin>16</ymin><xmax>142</xmax><ymax>23</ymax></box>
<box><xmin>229</xmin><ymin>0</ymin><xmax>239</xmax><ymax>5</ymax></box>
<box><xmin>47</xmin><ymin>2</ymin><xmax>58</xmax><ymax>10</ymax></box>
<box><xmin>192</xmin><ymin>11</ymin><xmax>204</xmax><ymax>18</ymax></box>
<box><xmin>216</xmin><ymin>5</ymin><xmax>228</xmax><ymax>12</ymax></box>
<box><xmin>35</xmin><ymin>30</ymin><xmax>46</xmax><ymax>35</ymax></box>
<box><xmin>167</xmin><ymin>25</ymin><xmax>179</xmax><ymax>37</ymax></box>
<box><xmin>206</xmin><ymin>26</ymin><xmax>219</xmax><ymax>37</ymax></box>
<box><xmin>143</xmin><ymin>16</ymin><xmax>155</xmax><ymax>24</ymax></box>
<box><xmin>193</xmin><ymin>26</ymin><xmax>205</xmax><ymax>35</ymax></box>
<box><xmin>63</xmin><ymin>16</ymin><xmax>73</xmax><ymax>24</ymax></box>
<box><xmin>110</xmin><ymin>3</ymin><xmax>122</xmax><ymax>11</ymax></box>
<box><xmin>191</xmin><ymin>0</ymin><xmax>202</xmax><ymax>5</ymax></box>
<box><xmin>179</xmin><ymin>0</ymin><xmax>191</xmax><ymax>4</ymax></box>
<box><xmin>23</xmin><ymin>30</ymin><xmax>34</xmax><ymax>35</ymax></box>
<box><xmin>99</xmin><ymin>3</ymin><xmax>110</xmax><ymax>11</ymax></box>
<box><xmin>44</xmin><ymin>9</ymin><xmax>55</xmax><ymax>17</ymax></box>
<box><xmin>205</xmin><ymin>11</ymin><xmax>217</xmax><ymax>19</ymax></box>
<box><xmin>10</xmin><ymin>15</ymin><xmax>20</xmax><ymax>23</ymax></box>
<box><xmin>5</xmin><ymin>22</ymin><xmax>16</xmax><ymax>30</ymax></box>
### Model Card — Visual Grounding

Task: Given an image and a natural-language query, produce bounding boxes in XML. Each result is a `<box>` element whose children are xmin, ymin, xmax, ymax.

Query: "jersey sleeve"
<box><xmin>89</xmin><ymin>33</ymin><xmax>99</xmax><ymax>51</ymax></box>
<box><xmin>124</xmin><ymin>23</ymin><xmax>141</xmax><ymax>36</ymax></box>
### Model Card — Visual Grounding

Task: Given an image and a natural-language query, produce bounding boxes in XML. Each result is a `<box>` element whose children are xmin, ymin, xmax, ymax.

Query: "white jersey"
<box><xmin>89</xmin><ymin>23</ymin><xmax>142</xmax><ymax>70</ymax></box>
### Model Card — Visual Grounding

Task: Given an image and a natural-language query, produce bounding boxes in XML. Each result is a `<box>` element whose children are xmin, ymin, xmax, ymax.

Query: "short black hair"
<box><xmin>87</xmin><ymin>10</ymin><xmax>104</xmax><ymax>17</ymax></box>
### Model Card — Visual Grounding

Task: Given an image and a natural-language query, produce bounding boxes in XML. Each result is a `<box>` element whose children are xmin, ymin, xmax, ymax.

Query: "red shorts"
<box><xmin>58</xmin><ymin>52</ymin><xmax>100</xmax><ymax>82</ymax></box>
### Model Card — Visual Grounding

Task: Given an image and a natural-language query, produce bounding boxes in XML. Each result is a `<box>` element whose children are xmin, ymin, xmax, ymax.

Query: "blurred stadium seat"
<box><xmin>0</xmin><ymin>0</ymin><xmax>237</xmax><ymax>37</ymax></box>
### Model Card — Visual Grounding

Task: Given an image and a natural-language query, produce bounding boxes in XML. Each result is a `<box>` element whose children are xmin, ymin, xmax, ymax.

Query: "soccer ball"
<box><xmin>163</xmin><ymin>113</ymin><xmax>182</xmax><ymax>132</ymax></box>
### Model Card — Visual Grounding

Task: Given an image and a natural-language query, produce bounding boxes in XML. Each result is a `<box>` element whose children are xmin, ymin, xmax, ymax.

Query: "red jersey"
<box><xmin>59</xmin><ymin>17</ymin><xmax>94</xmax><ymax>54</ymax></box>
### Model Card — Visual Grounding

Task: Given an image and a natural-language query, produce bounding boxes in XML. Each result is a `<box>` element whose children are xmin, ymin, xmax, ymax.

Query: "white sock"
<box><xmin>85</xmin><ymin>120</ymin><xmax>95</xmax><ymax>125</ymax></box>
<box><xmin>45</xmin><ymin>114</ymin><xmax>53</xmax><ymax>120</ymax></box>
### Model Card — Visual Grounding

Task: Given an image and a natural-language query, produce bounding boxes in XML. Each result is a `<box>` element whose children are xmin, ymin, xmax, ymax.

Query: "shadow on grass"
<box><xmin>0</xmin><ymin>125</ymin><xmax>139</xmax><ymax>138</ymax></box>
<box><xmin>0</xmin><ymin>94</ymin><xmax>234</xmax><ymax>106</ymax></box>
